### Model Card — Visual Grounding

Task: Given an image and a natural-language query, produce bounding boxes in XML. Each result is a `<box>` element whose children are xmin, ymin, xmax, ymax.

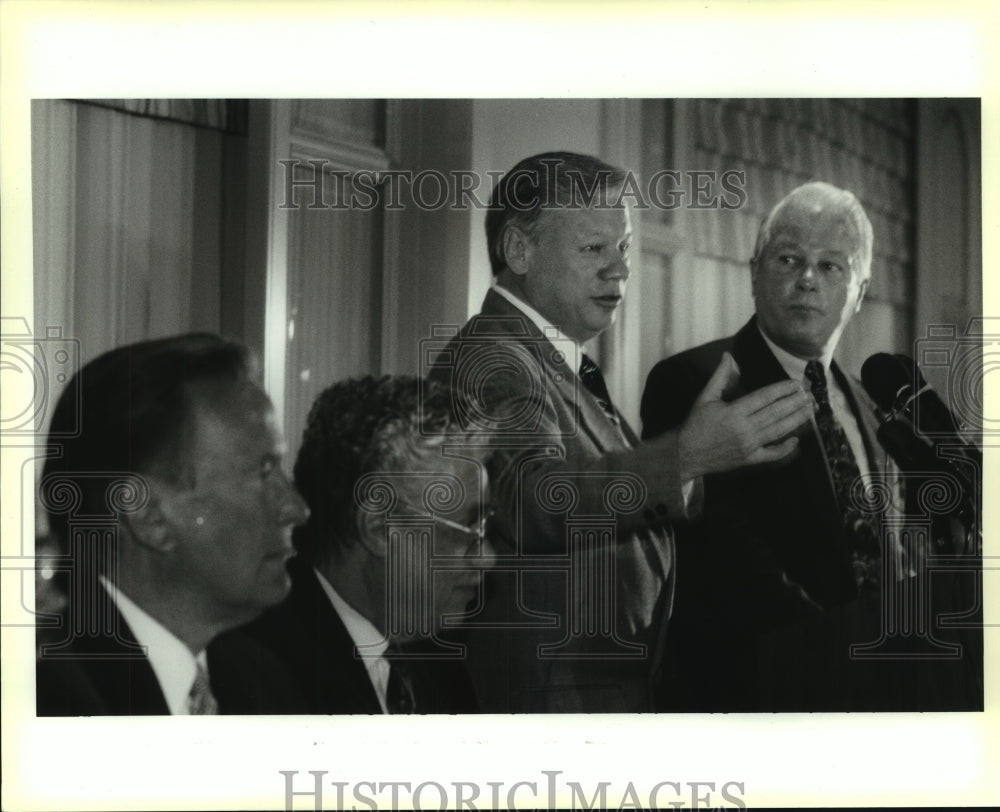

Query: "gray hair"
<box><xmin>751</xmin><ymin>181</ymin><xmax>873</xmax><ymax>281</ymax></box>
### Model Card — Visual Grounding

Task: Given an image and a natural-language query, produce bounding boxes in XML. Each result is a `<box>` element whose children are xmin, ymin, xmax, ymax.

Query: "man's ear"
<box><xmin>122</xmin><ymin>493</ymin><xmax>177</xmax><ymax>553</ymax></box>
<box><xmin>502</xmin><ymin>226</ymin><xmax>532</xmax><ymax>276</ymax></box>
<box><xmin>355</xmin><ymin>509</ymin><xmax>388</xmax><ymax>558</ymax></box>
<box><xmin>854</xmin><ymin>277</ymin><xmax>869</xmax><ymax>313</ymax></box>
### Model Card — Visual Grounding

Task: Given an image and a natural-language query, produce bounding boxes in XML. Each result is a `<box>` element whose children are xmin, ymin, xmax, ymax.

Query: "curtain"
<box><xmin>31</xmin><ymin>99</ymin><xmax>228</xmax><ymax>369</ymax></box>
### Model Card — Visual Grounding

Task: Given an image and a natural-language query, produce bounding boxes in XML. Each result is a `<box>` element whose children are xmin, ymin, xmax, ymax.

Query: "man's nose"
<box><xmin>277</xmin><ymin>473</ymin><xmax>310</xmax><ymax>526</ymax></box>
<box><xmin>603</xmin><ymin>254</ymin><xmax>630</xmax><ymax>281</ymax></box>
<box><xmin>476</xmin><ymin>535</ymin><xmax>498</xmax><ymax>569</ymax></box>
<box><xmin>795</xmin><ymin>261</ymin><xmax>818</xmax><ymax>289</ymax></box>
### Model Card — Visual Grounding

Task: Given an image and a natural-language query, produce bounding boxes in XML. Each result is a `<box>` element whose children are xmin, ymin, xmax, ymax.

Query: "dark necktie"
<box><xmin>579</xmin><ymin>353</ymin><xmax>620</xmax><ymax>425</ymax></box>
<box><xmin>385</xmin><ymin>652</ymin><xmax>416</xmax><ymax>714</ymax></box>
<box><xmin>188</xmin><ymin>662</ymin><xmax>219</xmax><ymax>715</ymax></box>
<box><xmin>804</xmin><ymin>361</ymin><xmax>881</xmax><ymax>593</ymax></box>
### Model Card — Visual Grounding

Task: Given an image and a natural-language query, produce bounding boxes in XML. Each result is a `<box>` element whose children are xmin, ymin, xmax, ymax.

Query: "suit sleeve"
<box><xmin>466</xmin><ymin>340</ymin><xmax>687</xmax><ymax>555</ymax></box>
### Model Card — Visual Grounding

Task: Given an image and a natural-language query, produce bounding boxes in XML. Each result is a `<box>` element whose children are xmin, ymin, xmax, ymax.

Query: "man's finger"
<box><xmin>755</xmin><ymin>400</ymin><xmax>814</xmax><ymax>445</ymax></box>
<box><xmin>740</xmin><ymin>388</ymin><xmax>812</xmax><ymax>433</ymax></box>
<box><xmin>729</xmin><ymin>378</ymin><xmax>804</xmax><ymax>416</ymax></box>
<box><xmin>694</xmin><ymin>352</ymin><xmax>740</xmax><ymax>406</ymax></box>
<box><xmin>752</xmin><ymin>388</ymin><xmax>814</xmax><ymax>429</ymax></box>
<box><xmin>747</xmin><ymin>435</ymin><xmax>799</xmax><ymax>465</ymax></box>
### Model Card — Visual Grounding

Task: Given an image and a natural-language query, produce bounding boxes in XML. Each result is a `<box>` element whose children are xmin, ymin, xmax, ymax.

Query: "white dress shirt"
<box><xmin>492</xmin><ymin>283</ymin><xmax>583</xmax><ymax>370</ymax></box>
<box><xmin>313</xmin><ymin>568</ymin><xmax>391</xmax><ymax>713</ymax></box>
<box><xmin>99</xmin><ymin>576</ymin><xmax>207</xmax><ymax>715</ymax></box>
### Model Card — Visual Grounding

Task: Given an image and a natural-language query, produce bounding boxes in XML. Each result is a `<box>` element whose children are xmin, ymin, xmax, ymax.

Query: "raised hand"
<box><xmin>677</xmin><ymin>352</ymin><xmax>813</xmax><ymax>479</ymax></box>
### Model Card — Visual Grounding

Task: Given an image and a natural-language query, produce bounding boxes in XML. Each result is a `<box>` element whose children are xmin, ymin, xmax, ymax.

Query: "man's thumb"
<box><xmin>695</xmin><ymin>352</ymin><xmax>740</xmax><ymax>404</ymax></box>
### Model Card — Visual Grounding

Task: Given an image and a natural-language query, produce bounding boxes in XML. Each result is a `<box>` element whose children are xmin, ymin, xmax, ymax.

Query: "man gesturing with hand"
<box><xmin>434</xmin><ymin>151</ymin><xmax>811</xmax><ymax>713</ymax></box>
<box><xmin>678</xmin><ymin>352</ymin><xmax>810</xmax><ymax>480</ymax></box>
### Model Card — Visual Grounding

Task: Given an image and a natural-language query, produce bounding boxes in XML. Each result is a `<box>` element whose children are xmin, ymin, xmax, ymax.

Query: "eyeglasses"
<box><xmin>431</xmin><ymin>508</ymin><xmax>495</xmax><ymax>543</ymax></box>
<box><xmin>399</xmin><ymin>505</ymin><xmax>495</xmax><ymax>543</ymax></box>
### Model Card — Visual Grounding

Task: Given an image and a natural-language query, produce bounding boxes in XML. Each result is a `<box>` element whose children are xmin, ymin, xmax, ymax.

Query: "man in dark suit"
<box><xmin>36</xmin><ymin>334</ymin><xmax>309</xmax><ymax>715</ymax></box>
<box><xmin>427</xmin><ymin>152</ymin><xmax>813</xmax><ymax>712</ymax></box>
<box><xmin>641</xmin><ymin>181</ymin><xmax>974</xmax><ymax>711</ymax></box>
<box><xmin>241</xmin><ymin>375</ymin><xmax>491</xmax><ymax>714</ymax></box>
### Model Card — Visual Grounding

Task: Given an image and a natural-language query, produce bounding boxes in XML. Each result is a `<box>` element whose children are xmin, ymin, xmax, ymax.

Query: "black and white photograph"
<box><xmin>2</xmin><ymin>4</ymin><xmax>997</xmax><ymax>811</ymax></box>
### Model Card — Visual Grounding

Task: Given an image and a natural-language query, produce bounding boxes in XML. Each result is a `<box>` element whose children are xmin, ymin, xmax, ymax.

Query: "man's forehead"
<box><xmin>542</xmin><ymin>202</ymin><xmax>631</xmax><ymax>233</ymax></box>
<box><xmin>394</xmin><ymin>456</ymin><xmax>487</xmax><ymax>501</ymax></box>
<box><xmin>769</xmin><ymin>204</ymin><xmax>859</xmax><ymax>252</ymax></box>
<box><xmin>186</xmin><ymin>379</ymin><xmax>276</xmax><ymax>436</ymax></box>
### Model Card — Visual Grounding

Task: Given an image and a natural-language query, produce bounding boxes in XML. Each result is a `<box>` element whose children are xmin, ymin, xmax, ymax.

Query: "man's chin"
<box><xmin>256</xmin><ymin>571</ymin><xmax>292</xmax><ymax>608</ymax></box>
<box><xmin>584</xmin><ymin>313</ymin><xmax>617</xmax><ymax>339</ymax></box>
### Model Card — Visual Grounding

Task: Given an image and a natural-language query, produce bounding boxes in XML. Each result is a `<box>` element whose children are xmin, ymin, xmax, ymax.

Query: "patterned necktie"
<box><xmin>188</xmin><ymin>662</ymin><xmax>219</xmax><ymax>715</ymax></box>
<box><xmin>385</xmin><ymin>654</ymin><xmax>417</xmax><ymax>714</ymax></box>
<box><xmin>579</xmin><ymin>353</ymin><xmax>620</xmax><ymax>425</ymax></box>
<box><xmin>804</xmin><ymin>361</ymin><xmax>881</xmax><ymax>593</ymax></box>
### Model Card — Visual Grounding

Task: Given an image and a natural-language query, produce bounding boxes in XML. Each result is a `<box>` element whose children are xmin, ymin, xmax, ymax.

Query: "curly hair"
<box><xmin>292</xmin><ymin>375</ymin><xmax>474</xmax><ymax>564</ymax></box>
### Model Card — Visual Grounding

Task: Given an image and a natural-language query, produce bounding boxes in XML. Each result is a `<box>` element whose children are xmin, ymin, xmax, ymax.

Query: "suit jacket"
<box><xmin>236</xmin><ymin>557</ymin><xmax>479</xmax><ymax>714</ymax></box>
<box><xmin>36</xmin><ymin>598</ymin><xmax>300</xmax><ymax>716</ymax></box>
<box><xmin>427</xmin><ymin>288</ymin><xmax>685</xmax><ymax>712</ymax></box>
<box><xmin>641</xmin><ymin>316</ymin><xmax>981</xmax><ymax>711</ymax></box>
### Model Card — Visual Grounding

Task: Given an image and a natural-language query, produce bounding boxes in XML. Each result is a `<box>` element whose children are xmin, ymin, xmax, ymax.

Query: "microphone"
<box><xmin>861</xmin><ymin>353</ymin><xmax>979</xmax><ymax>524</ymax></box>
<box><xmin>861</xmin><ymin>353</ymin><xmax>978</xmax><ymax>454</ymax></box>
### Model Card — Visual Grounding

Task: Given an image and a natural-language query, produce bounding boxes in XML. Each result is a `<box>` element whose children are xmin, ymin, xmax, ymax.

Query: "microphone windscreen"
<box><xmin>861</xmin><ymin>353</ymin><xmax>912</xmax><ymax>413</ymax></box>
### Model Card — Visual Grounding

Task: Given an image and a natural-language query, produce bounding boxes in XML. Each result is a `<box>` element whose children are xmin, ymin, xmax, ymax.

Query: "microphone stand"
<box><xmin>875</xmin><ymin>391</ymin><xmax>980</xmax><ymax>555</ymax></box>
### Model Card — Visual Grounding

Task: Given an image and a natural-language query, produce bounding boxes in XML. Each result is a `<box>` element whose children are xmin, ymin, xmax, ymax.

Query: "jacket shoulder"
<box><xmin>648</xmin><ymin>336</ymin><xmax>734</xmax><ymax>384</ymax></box>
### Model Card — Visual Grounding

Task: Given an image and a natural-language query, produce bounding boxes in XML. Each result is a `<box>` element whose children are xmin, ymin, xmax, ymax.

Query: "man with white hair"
<box><xmin>642</xmin><ymin>181</ymin><xmax>907</xmax><ymax>711</ymax></box>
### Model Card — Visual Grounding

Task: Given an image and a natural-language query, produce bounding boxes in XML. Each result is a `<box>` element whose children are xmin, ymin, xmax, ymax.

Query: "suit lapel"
<box><xmin>77</xmin><ymin>604</ymin><xmax>170</xmax><ymax>715</ymax></box>
<box><xmin>731</xmin><ymin>318</ymin><xmax>843</xmax><ymax>528</ymax></box>
<box><xmin>287</xmin><ymin>560</ymin><xmax>383</xmax><ymax>713</ymax></box>
<box><xmin>479</xmin><ymin>289</ymin><xmax>630</xmax><ymax>453</ymax></box>
<box><xmin>730</xmin><ymin>317</ymin><xmax>790</xmax><ymax>391</ymax></box>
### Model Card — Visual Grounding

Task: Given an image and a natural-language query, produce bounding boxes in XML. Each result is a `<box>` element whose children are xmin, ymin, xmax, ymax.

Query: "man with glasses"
<box><xmin>238</xmin><ymin>375</ymin><xmax>495</xmax><ymax>713</ymax></box>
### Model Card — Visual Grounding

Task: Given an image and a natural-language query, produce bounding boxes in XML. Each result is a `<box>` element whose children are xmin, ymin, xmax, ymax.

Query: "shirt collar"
<box><xmin>492</xmin><ymin>283</ymin><xmax>584</xmax><ymax>371</ymax></box>
<box><xmin>99</xmin><ymin>575</ymin><xmax>204</xmax><ymax>716</ymax></box>
<box><xmin>757</xmin><ymin>322</ymin><xmax>834</xmax><ymax>382</ymax></box>
<box><xmin>313</xmin><ymin>568</ymin><xmax>391</xmax><ymax>712</ymax></box>
<box><xmin>493</xmin><ymin>284</ymin><xmax>581</xmax><ymax>346</ymax></box>
<box><xmin>312</xmin><ymin>568</ymin><xmax>389</xmax><ymax>658</ymax></box>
